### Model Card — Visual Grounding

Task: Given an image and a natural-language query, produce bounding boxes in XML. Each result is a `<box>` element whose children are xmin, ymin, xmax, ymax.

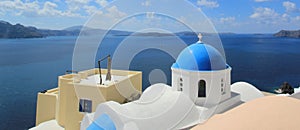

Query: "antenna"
<box><xmin>98</xmin><ymin>55</ymin><xmax>112</xmax><ymax>85</ymax></box>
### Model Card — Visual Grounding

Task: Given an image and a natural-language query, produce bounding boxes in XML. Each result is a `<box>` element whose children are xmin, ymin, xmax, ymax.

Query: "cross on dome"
<box><xmin>198</xmin><ymin>33</ymin><xmax>203</xmax><ymax>43</ymax></box>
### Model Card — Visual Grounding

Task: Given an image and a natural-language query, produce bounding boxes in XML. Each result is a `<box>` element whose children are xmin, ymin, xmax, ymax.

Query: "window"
<box><xmin>198</xmin><ymin>80</ymin><xmax>206</xmax><ymax>97</ymax></box>
<box><xmin>79</xmin><ymin>99</ymin><xmax>92</xmax><ymax>113</ymax></box>
<box><xmin>221</xmin><ymin>78</ymin><xmax>226</xmax><ymax>95</ymax></box>
<box><xmin>178</xmin><ymin>77</ymin><xmax>183</xmax><ymax>91</ymax></box>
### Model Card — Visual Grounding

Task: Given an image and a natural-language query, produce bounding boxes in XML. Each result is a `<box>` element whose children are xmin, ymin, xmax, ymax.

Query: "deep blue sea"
<box><xmin>0</xmin><ymin>34</ymin><xmax>300</xmax><ymax>129</ymax></box>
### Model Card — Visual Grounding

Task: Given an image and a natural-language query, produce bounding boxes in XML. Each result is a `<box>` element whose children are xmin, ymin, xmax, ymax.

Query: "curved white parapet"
<box><xmin>276</xmin><ymin>94</ymin><xmax>290</xmax><ymax>96</ymax></box>
<box><xmin>294</xmin><ymin>87</ymin><xmax>300</xmax><ymax>93</ymax></box>
<box><xmin>29</xmin><ymin>120</ymin><xmax>64</xmax><ymax>130</ymax></box>
<box><xmin>81</xmin><ymin>113</ymin><xmax>94</xmax><ymax>130</ymax></box>
<box><xmin>81</xmin><ymin>83</ymin><xmax>201</xmax><ymax>130</ymax></box>
<box><xmin>231</xmin><ymin>82</ymin><xmax>264</xmax><ymax>102</ymax></box>
<box><xmin>291</xmin><ymin>91</ymin><xmax>300</xmax><ymax>99</ymax></box>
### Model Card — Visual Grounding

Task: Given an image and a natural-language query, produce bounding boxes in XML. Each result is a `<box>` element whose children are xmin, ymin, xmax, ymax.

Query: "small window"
<box><xmin>221</xmin><ymin>79</ymin><xmax>226</xmax><ymax>95</ymax></box>
<box><xmin>222</xmin><ymin>89</ymin><xmax>226</xmax><ymax>95</ymax></box>
<box><xmin>198</xmin><ymin>80</ymin><xmax>206</xmax><ymax>97</ymax></box>
<box><xmin>179</xmin><ymin>78</ymin><xmax>183</xmax><ymax>82</ymax></box>
<box><xmin>221</xmin><ymin>83</ymin><xmax>224</xmax><ymax>93</ymax></box>
<box><xmin>178</xmin><ymin>77</ymin><xmax>183</xmax><ymax>91</ymax></box>
<box><xmin>79</xmin><ymin>99</ymin><xmax>92</xmax><ymax>113</ymax></box>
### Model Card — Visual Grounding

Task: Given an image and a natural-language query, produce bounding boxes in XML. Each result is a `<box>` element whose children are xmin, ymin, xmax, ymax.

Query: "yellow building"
<box><xmin>31</xmin><ymin>68</ymin><xmax>142</xmax><ymax>130</ymax></box>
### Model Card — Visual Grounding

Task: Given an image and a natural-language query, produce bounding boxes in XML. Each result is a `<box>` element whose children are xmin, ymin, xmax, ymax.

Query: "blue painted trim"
<box><xmin>87</xmin><ymin>114</ymin><xmax>116</xmax><ymax>130</ymax></box>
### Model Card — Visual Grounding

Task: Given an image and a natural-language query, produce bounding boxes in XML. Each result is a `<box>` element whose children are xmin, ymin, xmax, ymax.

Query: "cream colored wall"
<box><xmin>57</xmin><ymin>74</ymin><xmax>77</xmax><ymax>127</ymax></box>
<box><xmin>63</xmin><ymin>82</ymin><xmax>83</xmax><ymax>130</ymax></box>
<box><xmin>129</xmin><ymin>71</ymin><xmax>142</xmax><ymax>92</ymax></box>
<box><xmin>35</xmin><ymin>68</ymin><xmax>142</xmax><ymax>130</ymax></box>
<box><xmin>35</xmin><ymin>88</ymin><xmax>58</xmax><ymax>125</ymax></box>
<box><xmin>57</xmin><ymin>68</ymin><xmax>142</xmax><ymax>130</ymax></box>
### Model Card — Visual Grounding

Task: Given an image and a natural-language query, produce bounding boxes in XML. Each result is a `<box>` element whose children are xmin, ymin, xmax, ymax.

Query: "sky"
<box><xmin>0</xmin><ymin>0</ymin><xmax>299</xmax><ymax>33</ymax></box>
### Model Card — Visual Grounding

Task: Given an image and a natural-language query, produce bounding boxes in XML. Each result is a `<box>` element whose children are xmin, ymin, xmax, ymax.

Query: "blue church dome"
<box><xmin>172</xmin><ymin>42</ymin><xmax>227</xmax><ymax>71</ymax></box>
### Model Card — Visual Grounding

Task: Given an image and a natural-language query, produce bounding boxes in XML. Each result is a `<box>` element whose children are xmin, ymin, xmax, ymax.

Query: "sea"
<box><xmin>0</xmin><ymin>34</ymin><xmax>300</xmax><ymax>129</ymax></box>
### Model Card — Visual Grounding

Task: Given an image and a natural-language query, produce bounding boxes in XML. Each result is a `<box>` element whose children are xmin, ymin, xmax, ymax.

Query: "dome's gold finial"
<box><xmin>198</xmin><ymin>33</ymin><xmax>203</xmax><ymax>43</ymax></box>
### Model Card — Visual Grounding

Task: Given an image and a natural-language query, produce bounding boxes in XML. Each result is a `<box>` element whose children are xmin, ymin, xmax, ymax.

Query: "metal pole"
<box><xmin>106</xmin><ymin>56</ymin><xmax>112</xmax><ymax>81</ymax></box>
<box><xmin>98</xmin><ymin>55</ymin><xmax>112</xmax><ymax>85</ymax></box>
<box><xmin>98</xmin><ymin>60</ymin><xmax>102</xmax><ymax>84</ymax></box>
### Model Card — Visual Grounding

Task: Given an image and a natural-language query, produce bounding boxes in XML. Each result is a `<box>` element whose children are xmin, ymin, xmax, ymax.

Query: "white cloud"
<box><xmin>115</xmin><ymin>14</ymin><xmax>188</xmax><ymax>32</ymax></box>
<box><xmin>283</xmin><ymin>1</ymin><xmax>298</xmax><ymax>12</ymax></box>
<box><xmin>0</xmin><ymin>0</ymin><xmax>38</xmax><ymax>14</ymax></box>
<box><xmin>38</xmin><ymin>1</ymin><xmax>60</xmax><ymax>16</ymax></box>
<box><xmin>39</xmin><ymin>1</ymin><xmax>83</xmax><ymax>17</ymax></box>
<box><xmin>254</xmin><ymin>0</ymin><xmax>271</xmax><ymax>2</ymax></box>
<box><xmin>105</xmin><ymin>6</ymin><xmax>127</xmax><ymax>21</ymax></box>
<box><xmin>249</xmin><ymin>6</ymin><xmax>300</xmax><ymax>29</ymax></box>
<box><xmin>65</xmin><ymin>0</ymin><xmax>90</xmax><ymax>12</ymax></box>
<box><xmin>86</xmin><ymin>5</ymin><xmax>127</xmax><ymax>29</ymax></box>
<box><xmin>220</xmin><ymin>17</ymin><xmax>235</xmax><ymax>24</ymax></box>
<box><xmin>142</xmin><ymin>1</ymin><xmax>151</xmax><ymax>7</ymax></box>
<box><xmin>250</xmin><ymin>7</ymin><xmax>280</xmax><ymax>24</ymax></box>
<box><xmin>197</xmin><ymin>0</ymin><xmax>219</xmax><ymax>8</ymax></box>
<box><xmin>65</xmin><ymin>0</ymin><xmax>108</xmax><ymax>16</ymax></box>
<box><xmin>84</xmin><ymin>5</ymin><xmax>103</xmax><ymax>15</ymax></box>
<box><xmin>0</xmin><ymin>0</ymin><xmax>82</xmax><ymax>18</ymax></box>
<box><xmin>67</xmin><ymin>0</ymin><xmax>90</xmax><ymax>4</ymax></box>
<box><xmin>95</xmin><ymin>0</ymin><xmax>108</xmax><ymax>7</ymax></box>
<box><xmin>250</xmin><ymin>1</ymin><xmax>300</xmax><ymax>32</ymax></box>
<box><xmin>250</xmin><ymin>7</ymin><xmax>279</xmax><ymax>18</ymax></box>
<box><xmin>281</xmin><ymin>14</ymin><xmax>290</xmax><ymax>22</ymax></box>
<box><xmin>211</xmin><ymin>16</ymin><xmax>240</xmax><ymax>32</ymax></box>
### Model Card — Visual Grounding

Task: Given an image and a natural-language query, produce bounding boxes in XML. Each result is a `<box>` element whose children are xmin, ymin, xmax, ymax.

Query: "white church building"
<box><xmin>80</xmin><ymin>34</ymin><xmax>264</xmax><ymax>130</ymax></box>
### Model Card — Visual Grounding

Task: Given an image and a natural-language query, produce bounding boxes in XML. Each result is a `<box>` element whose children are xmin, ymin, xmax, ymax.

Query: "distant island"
<box><xmin>274</xmin><ymin>30</ymin><xmax>300</xmax><ymax>38</ymax></box>
<box><xmin>0</xmin><ymin>20</ymin><xmax>82</xmax><ymax>38</ymax></box>
<box><xmin>132</xmin><ymin>32</ymin><xmax>174</xmax><ymax>36</ymax></box>
<box><xmin>0</xmin><ymin>20</ymin><xmax>236</xmax><ymax>39</ymax></box>
<box><xmin>0</xmin><ymin>20</ymin><xmax>146</xmax><ymax>38</ymax></box>
<box><xmin>0</xmin><ymin>21</ymin><xmax>43</xmax><ymax>38</ymax></box>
